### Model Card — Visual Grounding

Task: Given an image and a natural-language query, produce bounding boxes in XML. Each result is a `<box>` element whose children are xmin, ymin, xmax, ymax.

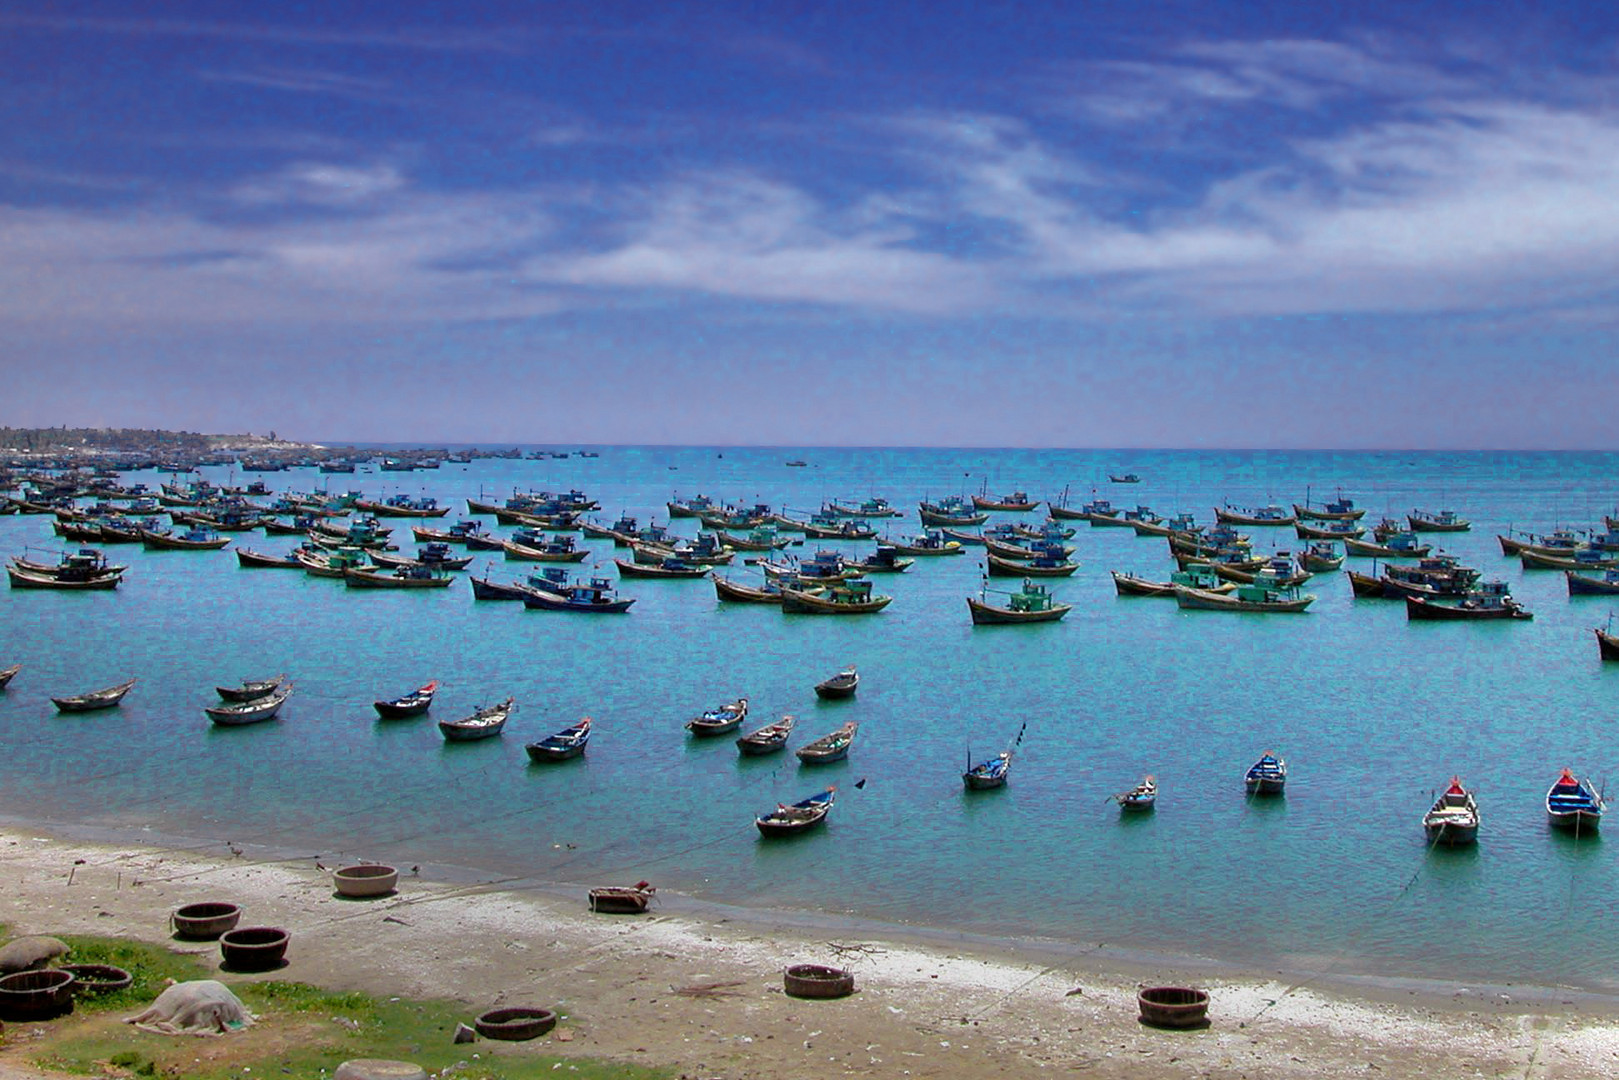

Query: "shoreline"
<box><xmin>7</xmin><ymin>812</ymin><xmax>1619</xmax><ymax>1014</ymax></box>
<box><xmin>3</xmin><ymin>824</ymin><xmax>1619</xmax><ymax>1078</ymax></box>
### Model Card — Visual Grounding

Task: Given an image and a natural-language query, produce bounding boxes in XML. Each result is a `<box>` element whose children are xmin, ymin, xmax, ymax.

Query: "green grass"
<box><xmin>22</xmin><ymin>935</ymin><xmax>672</xmax><ymax>1080</ymax></box>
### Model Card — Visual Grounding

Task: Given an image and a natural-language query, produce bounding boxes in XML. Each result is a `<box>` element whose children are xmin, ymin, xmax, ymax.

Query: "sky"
<box><xmin>3</xmin><ymin>1</ymin><xmax>1618</xmax><ymax>448</ymax></box>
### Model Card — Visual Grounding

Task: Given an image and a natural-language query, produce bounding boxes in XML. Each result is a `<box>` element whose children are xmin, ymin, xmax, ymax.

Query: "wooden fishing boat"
<box><xmin>1521</xmin><ymin>548</ymin><xmax>1619</xmax><ymax>572</ymax></box>
<box><xmin>54</xmin><ymin>519</ymin><xmax>106</xmax><ymax>542</ymax></box>
<box><xmin>1214</xmin><ymin>504</ymin><xmax>1296</xmax><ymax>527</ymax></box>
<box><xmin>1245</xmin><ymin>753</ymin><xmax>1287</xmax><ymax>795</ymax></box>
<box><xmin>412</xmin><ymin>521</ymin><xmax>491</xmax><ymax>545</ymax></box>
<box><xmin>6</xmin><ymin>562</ymin><xmax>122</xmax><ymax>589</ymax></box>
<box><xmin>526</xmin><ymin>717</ymin><xmax>592</xmax><ymax>761</ymax></box>
<box><xmin>714</xmin><ymin>575</ymin><xmax>796</xmax><ymax>603</ymax></box>
<box><xmin>1111</xmin><ymin>565</ymin><xmax>1235</xmax><ymax>597</ymax></box>
<box><xmin>1114</xmin><ymin>775</ymin><xmax>1157</xmax><ymax>811</ymax></box>
<box><xmin>235</xmin><ymin>547</ymin><xmax>304</xmax><ymax>569</ymax></box>
<box><xmin>688</xmin><ymin>698</ymin><xmax>748</xmax><ymax>736</ymax></box>
<box><xmin>1175</xmin><ymin>576</ymin><xmax>1315</xmax><ymax>613</ymax></box>
<box><xmin>1568</xmin><ymin>569</ymin><xmax>1619</xmax><ymax>596</ymax></box>
<box><xmin>1596</xmin><ymin>625</ymin><xmax>1619</xmax><ymax>660</ymax></box>
<box><xmin>917</xmin><ymin>502</ymin><xmax>989</xmax><ymax>527</ymax></box>
<box><xmin>372</xmin><ymin>545</ymin><xmax>475</xmax><ymax>571</ymax></box>
<box><xmin>1409</xmin><ymin>509</ymin><xmax>1471</xmax><ymax>532</ymax></box>
<box><xmin>968</xmin><ymin>579</ymin><xmax>1071</xmax><ymax>623</ymax></box>
<box><xmin>614</xmin><ymin>557</ymin><xmax>709</xmax><ymax>579</ymax></box>
<box><xmin>1405</xmin><ymin>582</ymin><xmax>1531</xmax><ymax>621</ymax></box>
<box><xmin>985</xmin><ymin>551</ymin><xmax>1077</xmax><ymax>577</ymax></box>
<box><xmin>1109</xmin><ymin>473</ymin><xmax>1141</xmax><ymax>484</ymax></box>
<box><xmin>1295</xmin><ymin>520</ymin><xmax>1365</xmax><ymax>541</ymax></box>
<box><xmin>971</xmin><ymin>490</ymin><xmax>1039</xmax><ymax>512</ymax></box>
<box><xmin>354</xmin><ymin>495</ymin><xmax>450</xmax><ymax>518</ymax></box>
<box><xmin>667</xmin><ymin>493</ymin><xmax>719</xmax><ymax>518</ymax></box>
<box><xmin>343</xmin><ymin>565</ymin><xmax>456</xmax><ymax>589</ymax></box>
<box><xmin>1293</xmin><ymin>494</ymin><xmax>1365</xmax><ymax>521</ymax></box>
<box><xmin>803</xmin><ymin>518</ymin><xmax>877</xmax><ymax>540</ymax></box>
<box><xmin>205</xmin><ymin>684</ymin><xmax>293</xmax><ymax>726</ymax></box>
<box><xmin>1131</xmin><ymin>512</ymin><xmax>1200</xmax><ymax>538</ymax></box>
<box><xmin>216</xmin><ymin>674</ymin><xmax>285</xmax><ymax>703</ymax></box>
<box><xmin>1212</xmin><ymin>555</ymin><xmax>1310</xmax><ymax>588</ymax></box>
<box><xmin>469</xmin><ymin>575</ymin><xmax>542</xmax><ymax>601</ymax></box>
<box><xmin>52</xmin><ymin>676</ymin><xmax>137</xmax><ymax>713</ymax></box>
<box><xmin>781</xmin><ymin>580</ymin><xmax>892</xmax><ymax>614</ymax></box>
<box><xmin>139</xmin><ymin>526</ymin><xmax>231</xmax><ymax>550</ymax></box>
<box><xmin>796</xmin><ymin>721</ymin><xmax>858</xmax><ymax>763</ymax></box>
<box><xmin>984</xmin><ymin>534</ymin><xmax>1075</xmax><ymax>560</ymax></box>
<box><xmin>0</xmin><ymin>663</ymin><xmax>18</xmax><ymax>690</ymax></box>
<box><xmin>814</xmin><ymin>668</ymin><xmax>859</xmax><ymax>699</ymax></box>
<box><xmin>1297</xmin><ymin>541</ymin><xmax>1344</xmax><ymax>573</ymax></box>
<box><xmin>715</xmin><ymin>527</ymin><xmax>791</xmax><ymax>551</ymax></box>
<box><xmin>632</xmin><ymin>537</ymin><xmax>733</xmax><ymax>566</ymax></box>
<box><xmin>843</xmin><ymin>545</ymin><xmax>914</xmax><ymax>574</ymax></box>
<box><xmin>503</xmin><ymin>537</ymin><xmax>589</xmax><ymax>562</ymax></box>
<box><xmin>523</xmin><ymin>575</ymin><xmax>635</xmax><ymax>612</ymax></box>
<box><xmin>756</xmin><ymin>788</ymin><xmax>835</xmax><ymax>836</ymax></box>
<box><xmin>296</xmin><ymin>547</ymin><xmax>376</xmax><ymax>578</ymax></box>
<box><xmin>1547</xmin><ymin>768</ymin><xmax>1604</xmax><ymax>832</ymax></box>
<box><xmin>588</xmin><ymin>881</ymin><xmax>655</xmax><ymax>913</ymax></box>
<box><xmin>887</xmin><ymin>532</ymin><xmax>964</xmax><ymax>557</ymax></box>
<box><xmin>826</xmin><ymin>497</ymin><xmax>901</xmax><ymax>519</ymax></box>
<box><xmin>374</xmin><ymin>680</ymin><xmax>438</xmax><ymax>719</ymax></box>
<box><xmin>1499</xmin><ymin>529</ymin><xmax>1581</xmax><ymax>557</ymax></box>
<box><xmin>1423</xmin><ymin>778</ymin><xmax>1479</xmax><ymax>845</ymax></box>
<box><xmin>439</xmin><ymin>698</ymin><xmax>515</xmax><ymax>742</ymax></box>
<box><xmin>1047</xmin><ymin>502</ymin><xmax>1088</xmax><ymax>521</ymax></box>
<box><xmin>963</xmin><ymin>751</ymin><xmax>1013</xmax><ymax>790</ymax></box>
<box><xmin>736</xmin><ymin>714</ymin><xmax>796</xmax><ymax>755</ymax></box>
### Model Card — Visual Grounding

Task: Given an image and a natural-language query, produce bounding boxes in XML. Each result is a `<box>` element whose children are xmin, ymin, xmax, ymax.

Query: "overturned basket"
<box><xmin>1137</xmin><ymin>986</ymin><xmax>1210</xmax><ymax>1028</ymax></box>
<box><xmin>474</xmin><ymin>1006</ymin><xmax>557</xmax><ymax>1041</ymax></box>
<box><xmin>783</xmin><ymin>964</ymin><xmax>855</xmax><ymax>999</ymax></box>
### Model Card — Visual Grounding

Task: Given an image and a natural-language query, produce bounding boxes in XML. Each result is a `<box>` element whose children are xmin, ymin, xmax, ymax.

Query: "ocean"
<box><xmin>4</xmin><ymin>446</ymin><xmax>1618</xmax><ymax>989</ymax></box>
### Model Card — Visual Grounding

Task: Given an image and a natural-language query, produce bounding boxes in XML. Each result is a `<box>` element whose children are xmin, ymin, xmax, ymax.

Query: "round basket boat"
<box><xmin>171</xmin><ymin>901</ymin><xmax>242</xmax><ymax>940</ymax></box>
<box><xmin>333</xmin><ymin>864</ymin><xmax>399</xmax><ymax>898</ymax></box>
<box><xmin>58</xmin><ymin>964</ymin><xmax>133</xmax><ymax>996</ymax></box>
<box><xmin>1137</xmin><ymin>986</ymin><xmax>1210</xmax><ymax>1028</ymax></box>
<box><xmin>219</xmin><ymin>927</ymin><xmax>290</xmax><ymax>972</ymax></box>
<box><xmin>474</xmin><ymin>1006</ymin><xmax>557</xmax><ymax>1041</ymax></box>
<box><xmin>0</xmin><ymin>969</ymin><xmax>76</xmax><ymax>1021</ymax></box>
<box><xmin>783</xmin><ymin>964</ymin><xmax>855</xmax><ymax>999</ymax></box>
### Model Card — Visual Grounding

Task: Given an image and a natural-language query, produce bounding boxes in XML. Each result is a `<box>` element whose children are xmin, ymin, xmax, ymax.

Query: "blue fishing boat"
<box><xmin>1245</xmin><ymin>753</ymin><xmax>1287</xmax><ymax>795</ymax></box>
<box><xmin>1547</xmin><ymin>769</ymin><xmax>1604</xmax><ymax>832</ymax></box>
<box><xmin>963</xmin><ymin>751</ymin><xmax>1013</xmax><ymax>790</ymax></box>
<box><xmin>1114</xmin><ymin>775</ymin><xmax>1158</xmax><ymax>812</ymax></box>
<box><xmin>523</xmin><ymin>575</ymin><xmax>636</xmax><ymax>612</ymax></box>
<box><xmin>526</xmin><ymin>717</ymin><xmax>593</xmax><ymax>762</ymax></box>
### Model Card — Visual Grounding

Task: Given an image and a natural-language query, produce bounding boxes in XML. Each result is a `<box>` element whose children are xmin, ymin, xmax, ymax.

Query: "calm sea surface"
<box><xmin>4</xmin><ymin>447</ymin><xmax>1619</xmax><ymax>988</ymax></box>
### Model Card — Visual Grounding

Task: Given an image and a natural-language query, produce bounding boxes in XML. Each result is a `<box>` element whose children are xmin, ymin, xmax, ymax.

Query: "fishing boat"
<box><xmin>235</xmin><ymin>547</ymin><xmax>305</xmax><ymax>569</ymax></box>
<box><xmin>1293</xmin><ymin>493</ymin><xmax>1365</xmax><ymax>521</ymax></box>
<box><xmin>439</xmin><ymin>698</ymin><xmax>515</xmax><ymax>742</ymax></box>
<box><xmin>1175</xmin><ymin>574</ymin><xmax>1315</xmax><ymax>613</ymax></box>
<box><xmin>1245</xmin><ymin>753</ymin><xmax>1287</xmax><ymax>795</ymax></box>
<box><xmin>844</xmin><ymin>544</ymin><xmax>914</xmax><ymax>574</ymax></box>
<box><xmin>1212</xmin><ymin>554</ymin><xmax>1310</xmax><ymax>588</ymax></box>
<box><xmin>1214</xmin><ymin>504</ymin><xmax>1297</xmax><ymax>527</ymax></box>
<box><xmin>522</xmin><ymin>575</ymin><xmax>635</xmax><ymax>612</ymax></box>
<box><xmin>296</xmin><ymin>546</ymin><xmax>377</xmax><ymax>578</ymax></box>
<box><xmin>0</xmin><ymin>663</ymin><xmax>19</xmax><ymax>690</ymax></box>
<box><xmin>370</xmin><ymin>543</ymin><xmax>474</xmax><ymax>571</ymax></box>
<box><xmin>713</xmin><ymin>574</ymin><xmax>808</xmax><ymax>604</ymax></box>
<box><xmin>469</xmin><ymin>574</ymin><xmax>536</xmax><ymax>600</ymax></box>
<box><xmin>504</xmin><ymin>535</ymin><xmax>589</xmax><ymax>562</ymax></box>
<box><xmin>1132</xmin><ymin>511</ymin><xmax>1200</xmax><ymax>538</ymax></box>
<box><xmin>139</xmin><ymin>525</ymin><xmax>232</xmax><ymax>550</ymax></box>
<box><xmin>736</xmin><ymin>714</ymin><xmax>796</xmax><ymax>755</ymax></box>
<box><xmin>1295</xmin><ymin>520</ymin><xmax>1365</xmax><ymax>541</ymax></box>
<box><xmin>1298</xmin><ymin>541</ymin><xmax>1345</xmax><ymax>573</ymax></box>
<box><xmin>968</xmin><ymin>579</ymin><xmax>1071</xmax><ymax>623</ymax></box>
<box><xmin>826</xmin><ymin>497</ymin><xmax>901</xmax><ymax>518</ymax></box>
<box><xmin>1569</xmin><ymin>569</ymin><xmax>1619</xmax><ymax>596</ymax></box>
<box><xmin>755</xmin><ymin>788</ymin><xmax>835</xmax><ymax>836</ymax></box>
<box><xmin>1109</xmin><ymin>473</ymin><xmax>1141</xmax><ymax>484</ymax></box>
<box><xmin>613</xmin><ymin>556</ymin><xmax>709</xmax><ymax>579</ymax></box>
<box><xmin>1498</xmin><ymin>529</ymin><xmax>1581</xmax><ymax>556</ymax></box>
<box><xmin>353</xmin><ymin>494</ymin><xmax>450</xmax><ymax>518</ymax></box>
<box><xmin>887</xmin><ymin>531</ymin><xmax>964</xmax><ymax>557</ymax></box>
<box><xmin>343</xmin><ymin>565</ymin><xmax>456</xmax><ymax>589</ymax></box>
<box><xmin>216</xmin><ymin>674</ymin><xmax>285</xmax><ymax>703</ymax></box>
<box><xmin>814</xmin><ymin>667</ymin><xmax>859</xmax><ymax>699</ymax></box>
<box><xmin>985</xmin><ymin>550</ymin><xmax>1077</xmax><ymax>577</ymax></box>
<box><xmin>6</xmin><ymin>561</ymin><xmax>123</xmax><ymax>590</ymax></box>
<box><xmin>205</xmin><ymin>684</ymin><xmax>293</xmax><ymax>726</ymax></box>
<box><xmin>1114</xmin><ymin>775</ymin><xmax>1157</xmax><ymax>811</ymax></box>
<box><xmin>962</xmin><ymin>751</ymin><xmax>1013</xmax><ymax>790</ymax></box>
<box><xmin>803</xmin><ymin>517</ymin><xmax>878</xmax><ymax>540</ymax></box>
<box><xmin>1343</xmin><ymin>533</ymin><xmax>1432</xmax><ymax>558</ymax></box>
<box><xmin>1110</xmin><ymin>566</ymin><xmax>1236</xmax><ymax>597</ymax></box>
<box><xmin>714</xmin><ymin>527</ymin><xmax>791</xmax><ymax>552</ymax></box>
<box><xmin>688</xmin><ymin>698</ymin><xmax>748</xmax><ymax>736</ymax></box>
<box><xmin>1405</xmin><ymin>581</ymin><xmax>1531</xmax><ymax>621</ymax></box>
<box><xmin>52</xmin><ymin>677</ymin><xmax>138</xmax><ymax>713</ymax></box>
<box><xmin>1409</xmin><ymin>509</ymin><xmax>1471</xmax><ymax>532</ymax></box>
<box><xmin>1521</xmin><ymin>548</ymin><xmax>1619</xmax><ymax>572</ymax></box>
<box><xmin>917</xmin><ymin>500</ymin><xmax>990</xmax><ymax>527</ymax></box>
<box><xmin>796</xmin><ymin>721</ymin><xmax>858</xmax><ymax>763</ymax></box>
<box><xmin>526</xmin><ymin>717</ymin><xmax>593</xmax><ymax>761</ymax></box>
<box><xmin>1547</xmin><ymin>769</ymin><xmax>1604</xmax><ymax>832</ymax></box>
<box><xmin>971</xmin><ymin>488</ymin><xmax>1039</xmax><ymax>512</ymax></box>
<box><xmin>588</xmin><ymin>881</ymin><xmax>655</xmax><ymax>913</ymax></box>
<box><xmin>1596</xmin><ymin>625</ymin><xmax>1619</xmax><ymax>660</ymax></box>
<box><xmin>1423</xmin><ymin>778</ymin><xmax>1479</xmax><ymax>845</ymax></box>
<box><xmin>373</xmin><ymin>680</ymin><xmax>438</xmax><ymax>719</ymax></box>
<box><xmin>667</xmin><ymin>493</ymin><xmax>719</xmax><ymax>518</ymax></box>
<box><xmin>780</xmin><ymin>580</ymin><xmax>892</xmax><ymax>614</ymax></box>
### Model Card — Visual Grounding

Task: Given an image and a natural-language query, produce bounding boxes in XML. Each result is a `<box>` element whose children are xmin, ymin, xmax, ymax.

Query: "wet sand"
<box><xmin>1</xmin><ymin>827</ymin><xmax>1617</xmax><ymax>1079</ymax></box>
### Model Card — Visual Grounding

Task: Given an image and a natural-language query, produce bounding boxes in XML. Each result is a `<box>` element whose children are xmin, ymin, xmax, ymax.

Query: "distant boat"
<box><xmin>206</xmin><ymin>684</ymin><xmax>293</xmax><ymax>726</ymax></box>
<box><xmin>962</xmin><ymin>751</ymin><xmax>1013</xmax><ymax>790</ymax></box>
<box><xmin>796</xmin><ymin>721</ymin><xmax>858</xmax><ymax>764</ymax></box>
<box><xmin>1113</xmin><ymin>775</ymin><xmax>1158</xmax><ymax>812</ymax></box>
<box><xmin>688</xmin><ymin>698</ymin><xmax>748</xmax><ymax>736</ymax></box>
<box><xmin>526</xmin><ymin>717</ymin><xmax>593</xmax><ymax>762</ymax></box>
<box><xmin>736</xmin><ymin>714</ymin><xmax>796</xmax><ymax>755</ymax></box>
<box><xmin>439</xmin><ymin>698</ymin><xmax>515</xmax><ymax>742</ymax></box>
<box><xmin>813</xmin><ymin>668</ymin><xmax>859</xmax><ymax>700</ymax></box>
<box><xmin>971</xmin><ymin>489</ymin><xmax>1039</xmax><ymax>512</ymax></box>
<box><xmin>784</xmin><ymin>459</ymin><xmax>809</xmax><ymax>467</ymax></box>
<box><xmin>52</xmin><ymin>676</ymin><xmax>138</xmax><ymax>713</ymax></box>
<box><xmin>1423</xmin><ymin>778</ymin><xmax>1479</xmax><ymax>845</ymax></box>
<box><xmin>216</xmin><ymin>674</ymin><xmax>286</xmax><ymax>703</ymax></box>
<box><xmin>0</xmin><ymin>663</ymin><xmax>19</xmax><ymax>690</ymax></box>
<box><xmin>1109</xmin><ymin>473</ymin><xmax>1141</xmax><ymax>484</ymax></box>
<box><xmin>756</xmin><ymin>788</ymin><xmax>835</xmax><ymax>836</ymax></box>
<box><xmin>1214</xmin><ymin>504</ymin><xmax>1296</xmax><ymax>527</ymax></box>
<box><xmin>1546</xmin><ymin>769</ymin><xmax>1604</xmax><ymax>832</ymax></box>
<box><xmin>1293</xmin><ymin>493</ymin><xmax>1364</xmax><ymax>521</ymax></box>
<box><xmin>1408</xmin><ymin>509</ymin><xmax>1471</xmax><ymax>532</ymax></box>
<box><xmin>1245</xmin><ymin>753</ymin><xmax>1287</xmax><ymax>795</ymax></box>
<box><xmin>374</xmin><ymin>680</ymin><xmax>438</xmax><ymax>719</ymax></box>
<box><xmin>235</xmin><ymin>547</ymin><xmax>304</xmax><ymax>569</ymax></box>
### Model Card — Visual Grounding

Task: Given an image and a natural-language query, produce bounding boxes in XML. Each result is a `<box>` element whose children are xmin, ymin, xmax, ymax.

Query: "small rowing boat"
<box><xmin>813</xmin><ymin>667</ymin><xmax>858</xmax><ymax>699</ymax></box>
<box><xmin>688</xmin><ymin>698</ymin><xmax>748</xmax><ymax>736</ymax></box>
<box><xmin>52</xmin><ymin>676</ymin><xmax>137</xmax><ymax>713</ymax></box>
<box><xmin>796</xmin><ymin>721</ymin><xmax>858</xmax><ymax>764</ymax></box>
<box><xmin>1114</xmin><ymin>775</ymin><xmax>1157</xmax><ymax>812</ymax></box>
<box><xmin>1423</xmin><ymin>777</ymin><xmax>1479</xmax><ymax>845</ymax></box>
<box><xmin>374</xmin><ymin>680</ymin><xmax>438</xmax><ymax>719</ymax></box>
<box><xmin>439</xmin><ymin>698</ymin><xmax>515</xmax><ymax>742</ymax></box>
<box><xmin>205</xmin><ymin>683</ymin><xmax>293</xmax><ymax>726</ymax></box>
<box><xmin>962</xmin><ymin>751</ymin><xmax>1013</xmax><ymax>790</ymax></box>
<box><xmin>526</xmin><ymin>717</ymin><xmax>593</xmax><ymax>761</ymax></box>
<box><xmin>1547</xmin><ymin>768</ymin><xmax>1604</xmax><ymax>832</ymax></box>
<box><xmin>756</xmin><ymin>788</ymin><xmax>835</xmax><ymax>836</ymax></box>
<box><xmin>736</xmin><ymin>714</ymin><xmax>796</xmax><ymax>755</ymax></box>
<box><xmin>216</xmin><ymin>674</ymin><xmax>286</xmax><ymax>703</ymax></box>
<box><xmin>1245</xmin><ymin>753</ymin><xmax>1286</xmax><ymax>795</ymax></box>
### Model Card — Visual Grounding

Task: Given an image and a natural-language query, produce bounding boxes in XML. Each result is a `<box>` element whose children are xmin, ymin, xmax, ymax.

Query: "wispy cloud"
<box><xmin>0</xmin><ymin>13</ymin><xmax>532</xmax><ymax>53</ymax></box>
<box><xmin>230</xmin><ymin>163</ymin><xmax>408</xmax><ymax>207</ymax></box>
<box><xmin>196</xmin><ymin>67</ymin><xmax>394</xmax><ymax>102</ymax></box>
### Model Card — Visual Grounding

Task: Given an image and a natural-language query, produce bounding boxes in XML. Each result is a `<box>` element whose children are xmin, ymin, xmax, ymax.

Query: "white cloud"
<box><xmin>231</xmin><ymin>163</ymin><xmax>407</xmax><ymax>207</ymax></box>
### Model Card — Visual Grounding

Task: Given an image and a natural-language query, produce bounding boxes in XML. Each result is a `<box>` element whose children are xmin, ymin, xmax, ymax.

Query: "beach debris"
<box><xmin>126</xmin><ymin>980</ymin><xmax>254</xmax><ymax>1035</ymax></box>
<box><xmin>1065</xmin><ymin>987</ymin><xmax>1085</xmax><ymax>997</ymax></box>
<box><xmin>0</xmin><ymin>936</ymin><xmax>69</xmax><ymax>974</ymax></box>
<box><xmin>334</xmin><ymin>1061</ymin><xmax>428</xmax><ymax>1080</ymax></box>
<box><xmin>453</xmin><ymin>1022</ymin><xmax>477</xmax><ymax>1043</ymax></box>
<box><xmin>827</xmin><ymin>942</ymin><xmax>886</xmax><ymax>959</ymax></box>
<box><xmin>671</xmin><ymin>981</ymin><xmax>746</xmax><ymax>1000</ymax></box>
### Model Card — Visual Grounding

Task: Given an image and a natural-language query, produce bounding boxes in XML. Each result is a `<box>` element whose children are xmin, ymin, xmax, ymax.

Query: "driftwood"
<box><xmin>670</xmin><ymin>980</ymin><xmax>747</xmax><ymax>1000</ymax></box>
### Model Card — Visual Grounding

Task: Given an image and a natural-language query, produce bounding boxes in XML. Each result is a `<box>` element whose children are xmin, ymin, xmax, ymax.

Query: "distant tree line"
<box><xmin>0</xmin><ymin>427</ymin><xmax>218</xmax><ymax>452</ymax></box>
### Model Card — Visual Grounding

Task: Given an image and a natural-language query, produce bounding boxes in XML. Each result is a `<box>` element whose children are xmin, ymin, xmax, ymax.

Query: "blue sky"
<box><xmin>3</xmin><ymin>2</ymin><xmax>1617</xmax><ymax>447</ymax></box>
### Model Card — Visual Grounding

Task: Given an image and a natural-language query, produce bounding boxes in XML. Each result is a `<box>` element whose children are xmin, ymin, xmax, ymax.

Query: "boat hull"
<box><xmin>967</xmin><ymin>596</ymin><xmax>1071</xmax><ymax>624</ymax></box>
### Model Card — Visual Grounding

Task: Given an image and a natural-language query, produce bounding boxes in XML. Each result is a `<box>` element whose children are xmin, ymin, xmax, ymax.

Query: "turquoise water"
<box><xmin>4</xmin><ymin>447</ymin><xmax>1619</xmax><ymax>988</ymax></box>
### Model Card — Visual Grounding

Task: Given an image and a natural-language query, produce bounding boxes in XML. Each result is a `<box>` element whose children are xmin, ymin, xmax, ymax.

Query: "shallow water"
<box><xmin>3</xmin><ymin>447</ymin><xmax>1618</xmax><ymax>988</ymax></box>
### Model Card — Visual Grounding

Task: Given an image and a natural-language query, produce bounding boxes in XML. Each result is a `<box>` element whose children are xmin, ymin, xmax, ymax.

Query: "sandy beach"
<box><xmin>0</xmin><ymin>827</ymin><xmax>1616</xmax><ymax>1078</ymax></box>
